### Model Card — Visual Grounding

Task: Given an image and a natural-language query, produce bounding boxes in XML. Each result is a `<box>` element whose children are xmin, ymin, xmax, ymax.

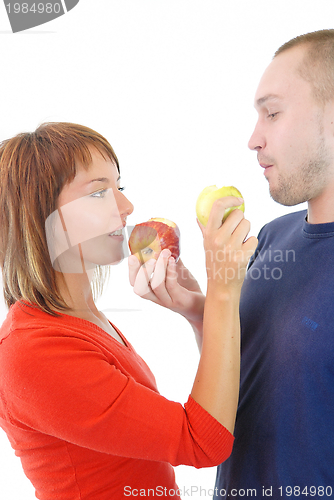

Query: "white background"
<box><xmin>0</xmin><ymin>1</ymin><xmax>332</xmax><ymax>498</ymax></box>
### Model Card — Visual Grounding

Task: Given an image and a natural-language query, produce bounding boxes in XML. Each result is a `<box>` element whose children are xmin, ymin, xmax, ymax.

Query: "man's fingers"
<box><xmin>221</xmin><ymin>208</ymin><xmax>245</xmax><ymax>235</ymax></box>
<box><xmin>243</xmin><ymin>235</ymin><xmax>258</xmax><ymax>257</ymax></box>
<box><xmin>228</xmin><ymin>216</ymin><xmax>251</xmax><ymax>244</ymax></box>
<box><xmin>196</xmin><ymin>218</ymin><xmax>205</xmax><ymax>236</ymax></box>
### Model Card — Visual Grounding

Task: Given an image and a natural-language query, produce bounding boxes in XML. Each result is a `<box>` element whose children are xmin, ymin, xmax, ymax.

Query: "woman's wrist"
<box><xmin>180</xmin><ymin>291</ymin><xmax>205</xmax><ymax>324</ymax></box>
<box><xmin>187</xmin><ymin>317</ymin><xmax>203</xmax><ymax>352</ymax></box>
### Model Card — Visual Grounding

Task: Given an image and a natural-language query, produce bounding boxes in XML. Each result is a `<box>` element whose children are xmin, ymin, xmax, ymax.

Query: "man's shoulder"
<box><xmin>258</xmin><ymin>209</ymin><xmax>307</xmax><ymax>236</ymax></box>
<box><xmin>252</xmin><ymin>209</ymin><xmax>307</xmax><ymax>257</ymax></box>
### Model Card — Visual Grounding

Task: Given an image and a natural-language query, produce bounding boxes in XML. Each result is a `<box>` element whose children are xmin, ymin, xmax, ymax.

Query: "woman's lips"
<box><xmin>109</xmin><ymin>235</ymin><xmax>124</xmax><ymax>241</ymax></box>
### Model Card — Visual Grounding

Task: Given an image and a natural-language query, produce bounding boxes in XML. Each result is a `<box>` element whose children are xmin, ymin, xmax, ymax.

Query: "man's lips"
<box><xmin>259</xmin><ymin>162</ymin><xmax>274</xmax><ymax>177</ymax></box>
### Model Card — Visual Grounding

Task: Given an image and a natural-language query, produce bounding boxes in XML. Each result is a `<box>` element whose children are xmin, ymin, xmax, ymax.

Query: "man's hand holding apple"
<box><xmin>197</xmin><ymin>195</ymin><xmax>257</xmax><ymax>293</ymax></box>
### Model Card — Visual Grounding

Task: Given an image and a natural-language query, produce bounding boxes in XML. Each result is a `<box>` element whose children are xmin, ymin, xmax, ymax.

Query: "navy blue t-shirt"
<box><xmin>215</xmin><ymin>210</ymin><xmax>334</xmax><ymax>500</ymax></box>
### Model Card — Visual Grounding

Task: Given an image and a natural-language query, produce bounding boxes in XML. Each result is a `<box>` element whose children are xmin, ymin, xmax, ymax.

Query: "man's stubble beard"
<box><xmin>269</xmin><ymin>128</ymin><xmax>333</xmax><ymax>207</ymax></box>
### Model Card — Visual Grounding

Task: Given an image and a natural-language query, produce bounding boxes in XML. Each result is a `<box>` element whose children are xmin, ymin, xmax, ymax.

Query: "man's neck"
<box><xmin>307</xmin><ymin>184</ymin><xmax>334</xmax><ymax>224</ymax></box>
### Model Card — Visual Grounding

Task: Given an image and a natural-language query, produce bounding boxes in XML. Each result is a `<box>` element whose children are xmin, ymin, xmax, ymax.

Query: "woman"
<box><xmin>0</xmin><ymin>122</ymin><xmax>257</xmax><ymax>499</ymax></box>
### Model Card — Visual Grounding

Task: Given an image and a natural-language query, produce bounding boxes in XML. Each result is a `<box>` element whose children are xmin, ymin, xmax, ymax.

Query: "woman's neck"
<box><xmin>54</xmin><ymin>269</ymin><xmax>99</xmax><ymax>317</ymax></box>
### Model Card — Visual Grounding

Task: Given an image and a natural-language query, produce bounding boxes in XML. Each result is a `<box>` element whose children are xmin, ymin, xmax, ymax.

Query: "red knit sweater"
<box><xmin>0</xmin><ymin>301</ymin><xmax>234</xmax><ymax>499</ymax></box>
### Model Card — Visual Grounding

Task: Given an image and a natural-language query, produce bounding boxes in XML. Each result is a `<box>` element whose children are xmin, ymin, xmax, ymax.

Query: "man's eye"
<box><xmin>268</xmin><ymin>112</ymin><xmax>279</xmax><ymax>119</ymax></box>
<box><xmin>118</xmin><ymin>186</ymin><xmax>125</xmax><ymax>192</ymax></box>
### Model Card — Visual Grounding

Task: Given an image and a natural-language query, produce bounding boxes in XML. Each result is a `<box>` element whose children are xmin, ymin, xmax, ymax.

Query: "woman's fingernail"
<box><xmin>161</xmin><ymin>249</ymin><xmax>171</xmax><ymax>258</ymax></box>
<box><xmin>146</xmin><ymin>258</ymin><xmax>156</xmax><ymax>265</ymax></box>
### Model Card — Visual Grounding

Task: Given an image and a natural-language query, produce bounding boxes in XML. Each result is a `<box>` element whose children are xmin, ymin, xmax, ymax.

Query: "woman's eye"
<box><xmin>91</xmin><ymin>186</ymin><xmax>125</xmax><ymax>198</ymax></box>
<box><xmin>268</xmin><ymin>112</ymin><xmax>279</xmax><ymax>119</ymax></box>
<box><xmin>91</xmin><ymin>189</ymin><xmax>108</xmax><ymax>198</ymax></box>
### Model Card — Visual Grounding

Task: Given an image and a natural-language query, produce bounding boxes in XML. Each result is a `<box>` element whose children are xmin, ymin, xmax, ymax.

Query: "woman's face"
<box><xmin>47</xmin><ymin>148</ymin><xmax>134</xmax><ymax>273</ymax></box>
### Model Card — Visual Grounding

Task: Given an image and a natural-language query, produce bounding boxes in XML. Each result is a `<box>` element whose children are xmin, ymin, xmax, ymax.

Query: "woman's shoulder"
<box><xmin>0</xmin><ymin>300</ymin><xmax>98</xmax><ymax>354</ymax></box>
<box><xmin>0</xmin><ymin>301</ymin><xmax>61</xmax><ymax>339</ymax></box>
<box><xmin>0</xmin><ymin>300</ymin><xmax>132</xmax><ymax>364</ymax></box>
<box><xmin>0</xmin><ymin>301</ymin><xmax>124</xmax><ymax>388</ymax></box>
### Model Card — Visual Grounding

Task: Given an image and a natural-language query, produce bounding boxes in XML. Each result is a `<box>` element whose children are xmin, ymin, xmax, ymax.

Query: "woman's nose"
<box><xmin>117</xmin><ymin>191</ymin><xmax>134</xmax><ymax>219</ymax></box>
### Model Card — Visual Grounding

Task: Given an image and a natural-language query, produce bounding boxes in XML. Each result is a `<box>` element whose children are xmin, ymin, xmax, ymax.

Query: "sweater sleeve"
<box><xmin>1</xmin><ymin>328</ymin><xmax>233</xmax><ymax>468</ymax></box>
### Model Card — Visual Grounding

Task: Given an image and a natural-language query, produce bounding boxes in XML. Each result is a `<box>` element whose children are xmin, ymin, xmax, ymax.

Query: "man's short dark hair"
<box><xmin>275</xmin><ymin>29</ymin><xmax>334</xmax><ymax>103</ymax></box>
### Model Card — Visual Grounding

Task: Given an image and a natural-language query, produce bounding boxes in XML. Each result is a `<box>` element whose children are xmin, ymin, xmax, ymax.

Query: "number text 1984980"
<box><xmin>6</xmin><ymin>3</ymin><xmax>61</xmax><ymax>14</ymax></box>
<box><xmin>278</xmin><ymin>486</ymin><xmax>333</xmax><ymax>497</ymax></box>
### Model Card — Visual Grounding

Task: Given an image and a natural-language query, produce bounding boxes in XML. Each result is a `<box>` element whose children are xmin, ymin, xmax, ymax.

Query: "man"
<box><xmin>215</xmin><ymin>29</ymin><xmax>334</xmax><ymax>499</ymax></box>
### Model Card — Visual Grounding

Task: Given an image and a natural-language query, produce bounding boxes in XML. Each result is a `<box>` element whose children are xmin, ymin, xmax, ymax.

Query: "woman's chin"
<box><xmin>95</xmin><ymin>250</ymin><xmax>125</xmax><ymax>266</ymax></box>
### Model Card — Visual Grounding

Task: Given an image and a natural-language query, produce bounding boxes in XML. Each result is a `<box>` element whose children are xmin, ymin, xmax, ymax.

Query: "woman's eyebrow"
<box><xmin>86</xmin><ymin>175</ymin><xmax>121</xmax><ymax>185</ymax></box>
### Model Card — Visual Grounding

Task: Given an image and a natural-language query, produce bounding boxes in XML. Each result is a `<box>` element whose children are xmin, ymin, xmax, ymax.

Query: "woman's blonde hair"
<box><xmin>0</xmin><ymin>122</ymin><xmax>120</xmax><ymax>317</ymax></box>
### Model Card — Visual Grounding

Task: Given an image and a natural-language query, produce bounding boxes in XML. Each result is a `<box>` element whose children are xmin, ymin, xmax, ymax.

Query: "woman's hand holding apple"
<box><xmin>128</xmin><ymin>251</ymin><xmax>205</xmax><ymax>329</ymax></box>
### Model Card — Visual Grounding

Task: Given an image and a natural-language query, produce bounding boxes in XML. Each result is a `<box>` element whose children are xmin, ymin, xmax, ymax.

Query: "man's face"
<box><xmin>248</xmin><ymin>45</ymin><xmax>334</xmax><ymax>206</ymax></box>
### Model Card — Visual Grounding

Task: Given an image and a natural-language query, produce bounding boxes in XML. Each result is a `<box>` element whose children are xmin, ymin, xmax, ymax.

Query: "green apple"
<box><xmin>196</xmin><ymin>185</ymin><xmax>245</xmax><ymax>226</ymax></box>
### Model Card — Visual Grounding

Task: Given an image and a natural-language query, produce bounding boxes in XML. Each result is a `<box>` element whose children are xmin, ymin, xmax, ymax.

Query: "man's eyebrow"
<box><xmin>86</xmin><ymin>175</ymin><xmax>121</xmax><ymax>185</ymax></box>
<box><xmin>255</xmin><ymin>94</ymin><xmax>282</xmax><ymax>107</ymax></box>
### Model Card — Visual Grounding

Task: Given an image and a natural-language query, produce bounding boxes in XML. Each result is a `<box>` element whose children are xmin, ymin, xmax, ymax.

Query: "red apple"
<box><xmin>128</xmin><ymin>218</ymin><xmax>180</xmax><ymax>264</ymax></box>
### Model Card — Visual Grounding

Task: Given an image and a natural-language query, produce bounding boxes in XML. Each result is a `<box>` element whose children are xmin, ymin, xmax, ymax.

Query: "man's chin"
<box><xmin>269</xmin><ymin>187</ymin><xmax>306</xmax><ymax>207</ymax></box>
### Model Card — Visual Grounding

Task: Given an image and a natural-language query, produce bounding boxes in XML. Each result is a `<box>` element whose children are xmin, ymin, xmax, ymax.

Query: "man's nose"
<box><xmin>248</xmin><ymin>120</ymin><xmax>265</xmax><ymax>151</ymax></box>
